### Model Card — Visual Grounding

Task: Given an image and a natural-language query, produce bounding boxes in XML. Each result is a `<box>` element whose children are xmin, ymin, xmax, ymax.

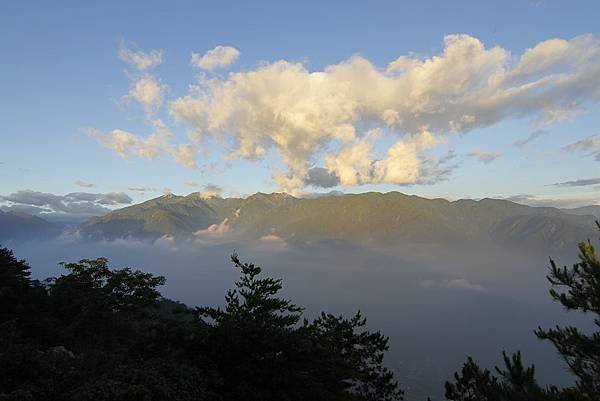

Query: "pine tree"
<box><xmin>535</xmin><ymin>221</ymin><xmax>600</xmax><ymax>398</ymax></box>
<box><xmin>197</xmin><ymin>253</ymin><xmax>404</xmax><ymax>401</ymax></box>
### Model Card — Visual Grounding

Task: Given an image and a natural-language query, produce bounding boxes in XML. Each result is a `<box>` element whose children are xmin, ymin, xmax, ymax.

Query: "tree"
<box><xmin>1</xmin><ymin>246</ymin><xmax>401</xmax><ymax>401</ymax></box>
<box><xmin>198</xmin><ymin>253</ymin><xmax>403</xmax><ymax>401</ymax></box>
<box><xmin>0</xmin><ymin>247</ymin><xmax>37</xmax><ymax>323</ymax></box>
<box><xmin>535</xmin><ymin>221</ymin><xmax>600</xmax><ymax>398</ymax></box>
<box><xmin>0</xmin><ymin>247</ymin><xmax>217</xmax><ymax>401</ymax></box>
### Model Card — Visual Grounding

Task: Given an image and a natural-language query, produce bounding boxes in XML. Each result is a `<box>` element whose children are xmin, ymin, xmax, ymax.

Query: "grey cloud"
<box><xmin>65</xmin><ymin>192</ymin><xmax>133</xmax><ymax>205</ymax></box>
<box><xmin>96</xmin><ymin>193</ymin><xmax>133</xmax><ymax>205</ymax></box>
<box><xmin>1</xmin><ymin>190</ymin><xmax>133</xmax><ymax>218</ymax></box>
<box><xmin>414</xmin><ymin>150</ymin><xmax>461</xmax><ymax>186</ymax></box>
<box><xmin>553</xmin><ymin>178</ymin><xmax>600</xmax><ymax>187</ymax></box>
<box><xmin>467</xmin><ymin>150</ymin><xmax>500</xmax><ymax>164</ymax></box>
<box><xmin>3</xmin><ymin>191</ymin><xmax>65</xmax><ymax>210</ymax></box>
<box><xmin>514</xmin><ymin>130</ymin><xmax>549</xmax><ymax>147</ymax></box>
<box><xmin>0</xmin><ymin>204</ymin><xmax>53</xmax><ymax>215</ymax></box>
<box><xmin>75</xmin><ymin>180</ymin><xmax>95</xmax><ymax>188</ymax></box>
<box><xmin>128</xmin><ymin>186</ymin><xmax>158</xmax><ymax>192</ymax></box>
<box><xmin>305</xmin><ymin>167</ymin><xmax>340</xmax><ymax>188</ymax></box>
<box><xmin>302</xmin><ymin>190</ymin><xmax>345</xmax><ymax>199</ymax></box>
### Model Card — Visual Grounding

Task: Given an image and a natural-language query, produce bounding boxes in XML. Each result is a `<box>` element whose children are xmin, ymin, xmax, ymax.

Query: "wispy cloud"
<box><xmin>467</xmin><ymin>150</ymin><xmax>500</xmax><ymax>164</ymax></box>
<box><xmin>513</xmin><ymin>130</ymin><xmax>548</xmax><ymax>148</ymax></box>
<box><xmin>553</xmin><ymin>177</ymin><xmax>600</xmax><ymax>187</ymax></box>
<box><xmin>563</xmin><ymin>135</ymin><xmax>600</xmax><ymax>161</ymax></box>
<box><xmin>118</xmin><ymin>41</ymin><xmax>163</xmax><ymax>71</ymax></box>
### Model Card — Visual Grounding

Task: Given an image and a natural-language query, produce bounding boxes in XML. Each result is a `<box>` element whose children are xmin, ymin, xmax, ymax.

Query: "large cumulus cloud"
<box><xmin>93</xmin><ymin>35</ymin><xmax>600</xmax><ymax>193</ymax></box>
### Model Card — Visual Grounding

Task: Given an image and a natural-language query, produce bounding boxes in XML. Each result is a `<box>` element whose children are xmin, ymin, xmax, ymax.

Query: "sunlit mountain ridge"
<box><xmin>72</xmin><ymin>191</ymin><xmax>599</xmax><ymax>249</ymax></box>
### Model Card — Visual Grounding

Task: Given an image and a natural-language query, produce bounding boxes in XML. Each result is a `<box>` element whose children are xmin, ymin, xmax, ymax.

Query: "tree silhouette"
<box><xmin>198</xmin><ymin>253</ymin><xmax>403</xmax><ymax>401</ymax></box>
<box><xmin>0</xmin><ymin>247</ymin><xmax>402</xmax><ymax>400</ymax></box>
<box><xmin>535</xmin><ymin>221</ymin><xmax>600</xmax><ymax>398</ymax></box>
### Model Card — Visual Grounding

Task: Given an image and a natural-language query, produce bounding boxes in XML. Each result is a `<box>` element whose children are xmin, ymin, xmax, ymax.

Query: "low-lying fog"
<box><xmin>6</xmin><ymin>236</ymin><xmax>594</xmax><ymax>400</ymax></box>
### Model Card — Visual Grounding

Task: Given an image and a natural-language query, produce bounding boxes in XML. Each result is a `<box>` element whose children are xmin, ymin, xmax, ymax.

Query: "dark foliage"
<box><xmin>198</xmin><ymin>253</ymin><xmax>403</xmax><ymax>401</ymax></box>
<box><xmin>535</xmin><ymin>222</ymin><xmax>600</xmax><ymax>398</ymax></box>
<box><xmin>0</xmin><ymin>247</ymin><xmax>402</xmax><ymax>400</ymax></box>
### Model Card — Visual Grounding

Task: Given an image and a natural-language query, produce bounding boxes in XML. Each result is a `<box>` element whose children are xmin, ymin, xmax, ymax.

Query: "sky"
<box><xmin>1</xmin><ymin>0</ymin><xmax>600</xmax><ymax>218</ymax></box>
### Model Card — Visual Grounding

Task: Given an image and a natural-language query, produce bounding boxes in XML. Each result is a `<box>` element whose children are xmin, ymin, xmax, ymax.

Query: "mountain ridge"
<box><xmin>78</xmin><ymin>191</ymin><xmax>598</xmax><ymax>249</ymax></box>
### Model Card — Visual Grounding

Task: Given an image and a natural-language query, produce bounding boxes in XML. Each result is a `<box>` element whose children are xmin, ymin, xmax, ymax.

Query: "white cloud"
<box><xmin>173</xmin><ymin>143</ymin><xmax>196</xmax><ymax>168</ymax></box>
<box><xmin>168</xmin><ymin>34</ymin><xmax>600</xmax><ymax>192</ymax></box>
<box><xmin>191</xmin><ymin>45</ymin><xmax>240</xmax><ymax>70</ymax></box>
<box><xmin>91</xmin><ymin>35</ymin><xmax>600</xmax><ymax>192</ymax></box>
<box><xmin>122</xmin><ymin>74</ymin><xmax>166</xmax><ymax>116</ymax></box>
<box><xmin>118</xmin><ymin>42</ymin><xmax>163</xmax><ymax>71</ymax></box>
<box><xmin>188</xmin><ymin>183</ymin><xmax>223</xmax><ymax>198</ymax></box>
<box><xmin>201</xmin><ymin>183</ymin><xmax>222</xmax><ymax>197</ymax></box>
<box><xmin>467</xmin><ymin>150</ymin><xmax>500</xmax><ymax>164</ymax></box>
<box><xmin>322</xmin><ymin>130</ymin><xmax>442</xmax><ymax>187</ymax></box>
<box><xmin>184</xmin><ymin>182</ymin><xmax>223</xmax><ymax>198</ymax></box>
<box><xmin>86</xmin><ymin>127</ymin><xmax>164</xmax><ymax>160</ymax></box>
<box><xmin>85</xmin><ymin>120</ymin><xmax>197</xmax><ymax>168</ymax></box>
<box><xmin>117</xmin><ymin>41</ymin><xmax>167</xmax><ymax>116</ymax></box>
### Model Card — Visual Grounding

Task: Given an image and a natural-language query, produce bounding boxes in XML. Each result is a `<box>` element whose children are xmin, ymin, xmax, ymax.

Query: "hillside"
<box><xmin>78</xmin><ymin>192</ymin><xmax>598</xmax><ymax>249</ymax></box>
<box><xmin>80</xmin><ymin>193</ymin><xmax>243</xmax><ymax>240</ymax></box>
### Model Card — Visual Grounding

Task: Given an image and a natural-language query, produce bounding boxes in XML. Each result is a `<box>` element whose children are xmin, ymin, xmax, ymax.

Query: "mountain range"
<box><xmin>1</xmin><ymin>192</ymin><xmax>598</xmax><ymax>249</ymax></box>
<box><xmin>72</xmin><ymin>192</ymin><xmax>598</xmax><ymax>249</ymax></box>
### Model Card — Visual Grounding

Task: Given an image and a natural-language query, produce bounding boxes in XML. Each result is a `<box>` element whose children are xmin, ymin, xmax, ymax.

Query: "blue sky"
<box><xmin>1</xmin><ymin>0</ymin><xmax>599</xmax><ymax>216</ymax></box>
